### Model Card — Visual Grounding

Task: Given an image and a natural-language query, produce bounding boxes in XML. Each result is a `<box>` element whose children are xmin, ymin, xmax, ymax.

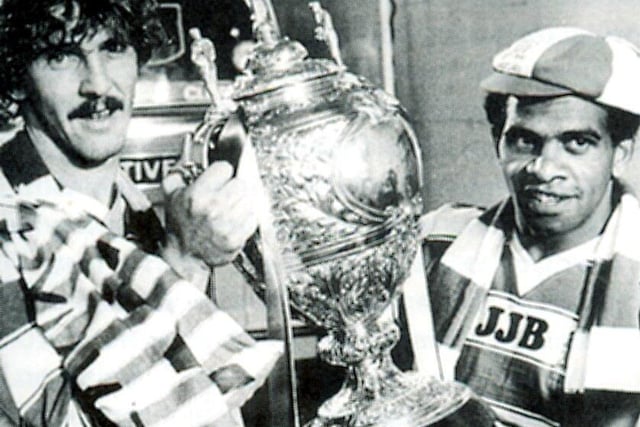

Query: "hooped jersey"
<box><xmin>454</xmin><ymin>235</ymin><xmax>590</xmax><ymax>426</ymax></box>
<box><xmin>400</xmin><ymin>194</ymin><xmax>640</xmax><ymax>427</ymax></box>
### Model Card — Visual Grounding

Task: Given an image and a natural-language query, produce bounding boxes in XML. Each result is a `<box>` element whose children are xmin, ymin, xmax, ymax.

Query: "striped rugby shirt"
<box><xmin>399</xmin><ymin>182</ymin><xmax>640</xmax><ymax>426</ymax></box>
<box><xmin>0</xmin><ymin>132</ymin><xmax>282</xmax><ymax>426</ymax></box>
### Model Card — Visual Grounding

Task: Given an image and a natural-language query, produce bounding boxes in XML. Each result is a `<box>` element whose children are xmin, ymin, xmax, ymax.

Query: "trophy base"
<box><xmin>304</xmin><ymin>372</ymin><xmax>495</xmax><ymax>427</ymax></box>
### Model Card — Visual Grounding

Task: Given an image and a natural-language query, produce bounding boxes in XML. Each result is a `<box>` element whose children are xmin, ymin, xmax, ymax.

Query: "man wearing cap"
<box><xmin>0</xmin><ymin>0</ymin><xmax>280</xmax><ymax>426</ymax></box>
<box><xmin>400</xmin><ymin>27</ymin><xmax>640</xmax><ymax>426</ymax></box>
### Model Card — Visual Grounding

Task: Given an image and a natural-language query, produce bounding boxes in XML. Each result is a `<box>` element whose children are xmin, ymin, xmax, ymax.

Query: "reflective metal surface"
<box><xmin>183</xmin><ymin>1</ymin><xmax>494</xmax><ymax>425</ymax></box>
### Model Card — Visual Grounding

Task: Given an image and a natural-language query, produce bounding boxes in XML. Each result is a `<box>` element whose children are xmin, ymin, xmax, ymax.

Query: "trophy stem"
<box><xmin>307</xmin><ymin>321</ymin><xmax>474</xmax><ymax>427</ymax></box>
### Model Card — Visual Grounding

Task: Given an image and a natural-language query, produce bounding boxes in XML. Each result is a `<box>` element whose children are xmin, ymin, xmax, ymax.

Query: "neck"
<box><xmin>516</xmin><ymin>183</ymin><xmax>614</xmax><ymax>261</ymax></box>
<box><xmin>518</xmin><ymin>231</ymin><xmax>599</xmax><ymax>262</ymax></box>
<box><xmin>25</xmin><ymin>124</ymin><xmax>119</xmax><ymax>207</ymax></box>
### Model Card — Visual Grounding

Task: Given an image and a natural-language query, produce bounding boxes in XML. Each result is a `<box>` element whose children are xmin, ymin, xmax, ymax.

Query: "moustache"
<box><xmin>68</xmin><ymin>97</ymin><xmax>124</xmax><ymax>120</ymax></box>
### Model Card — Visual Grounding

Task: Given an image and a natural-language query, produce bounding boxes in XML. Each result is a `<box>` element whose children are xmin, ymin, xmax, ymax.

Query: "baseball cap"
<box><xmin>481</xmin><ymin>27</ymin><xmax>640</xmax><ymax>115</ymax></box>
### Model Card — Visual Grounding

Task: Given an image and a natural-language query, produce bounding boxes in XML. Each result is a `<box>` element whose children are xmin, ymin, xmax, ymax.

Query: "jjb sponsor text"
<box><xmin>467</xmin><ymin>291</ymin><xmax>578</xmax><ymax>371</ymax></box>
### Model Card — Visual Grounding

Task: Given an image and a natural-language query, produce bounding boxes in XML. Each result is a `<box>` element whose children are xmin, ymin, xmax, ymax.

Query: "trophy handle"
<box><xmin>309</xmin><ymin>2</ymin><xmax>344</xmax><ymax>68</ymax></box>
<box><xmin>253</xmin><ymin>193</ymin><xmax>301</xmax><ymax>427</ymax></box>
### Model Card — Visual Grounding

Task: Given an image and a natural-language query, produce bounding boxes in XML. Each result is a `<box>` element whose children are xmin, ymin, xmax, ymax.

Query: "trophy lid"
<box><xmin>232</xmin><ymin>1</ymin><xmax>344</xmax><ymax>100</ymax></box>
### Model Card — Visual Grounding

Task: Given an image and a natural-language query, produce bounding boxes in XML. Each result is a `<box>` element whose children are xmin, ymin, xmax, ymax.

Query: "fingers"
<box><xmin>164</xmin><ymin>160</ymin><xmax>259</xmax><ymax>267</ymax></box>
<box><xmin>190</xmin><ymin>163</ymin><xmax>259</xmax><ymax>217</ymax></box>
<box><xmin>162</xmin><ymin>133</ymin><xmax>194</xmax><ymax>196</ymax></box>
<box><xmin>205</xmin><ymin>188</ymin><xmax>258</xmax><ymax>252</ymax></box>
<box><xmin>163</xmin><ymin>156</ymin><xmax>234</xmax><ymax>202</ymax></box>
<box><xmin>162</xmin><ymin>170</ymin><xmax>186</xmax><ymax>196</ymax></box>
<box><xmin>187</xmin><ymin>162</ymin><xmax>235</xmax><ymax>212</ymax></box>
<box><xmin>196</xmin><ymin>161</ymin><xmax>235</xmax><ymax>190</ymax></box>
<box><xmin>189</xmin><ymin>201</ymin><xmax>257</xmax><ymax>266</ymax></box>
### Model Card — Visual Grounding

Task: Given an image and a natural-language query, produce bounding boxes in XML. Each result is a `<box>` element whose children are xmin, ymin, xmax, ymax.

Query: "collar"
<box><xmin>0</xmin><ymin>131</ymin><xmax>151</xmax><ymax>217</ymax></box>
<box><xmin>0</xmin><ymin>131</ymin><xmax>163</xmax><ymax>252</ymax></box>
<box><xmin>435</xmin><ymin>179</ymin><xmax>639</xmax><ymax>345</ymax></box>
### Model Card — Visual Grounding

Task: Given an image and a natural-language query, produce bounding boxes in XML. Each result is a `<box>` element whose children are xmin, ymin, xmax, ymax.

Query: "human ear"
<box><xmin>612</xmin><ymin>138</ymin><xmax>634</xmax><ymax>178</ymax></box>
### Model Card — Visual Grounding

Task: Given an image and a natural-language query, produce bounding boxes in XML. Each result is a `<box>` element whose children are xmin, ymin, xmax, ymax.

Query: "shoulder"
<box><xmin>418</xmin><ymin>203</ymin><xmax>485</xmax><ymax>242</ymax></box>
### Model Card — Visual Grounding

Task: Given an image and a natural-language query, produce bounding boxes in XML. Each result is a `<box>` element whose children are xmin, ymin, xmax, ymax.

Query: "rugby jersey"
<box><xmin>455</xmin><ymin>235</ymin><xmax>589</xmax><ymax>426</ymax></box>
<box><xmin>400</xmin><ymin>183</ymin><xmax>640</xmax><ymax>426</ymax></box>
<box><xmin>0</xmin><ymin>131</ymin><xmax>166</xmax><ymax>254</ymax></box>
<box><xmin>0</xmin><ymin>132</ymin><xmax>282</xmax><ymax>426</ymax></box>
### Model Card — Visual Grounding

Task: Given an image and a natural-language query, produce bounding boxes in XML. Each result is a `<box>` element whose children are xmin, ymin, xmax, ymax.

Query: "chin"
<box><xmin>75</xmin><ymin>143</ymin><xmax>125</xmax><ymax>167</ymax></box>
<box><xmin>524</xmin><ymin>216</ymin><xmax>581</xmax><ymax>239</ymax></box>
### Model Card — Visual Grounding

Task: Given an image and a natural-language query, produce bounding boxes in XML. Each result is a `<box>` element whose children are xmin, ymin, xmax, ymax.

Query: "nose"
<box><xmin>79</xmin><ymin>54</ymin><xmax>112</xmax><ymax>97</ymax></box>
<box><xmin>525</xmin><ymin>141</ymin><xmax>565</xmax><ymax>181</ymax></box>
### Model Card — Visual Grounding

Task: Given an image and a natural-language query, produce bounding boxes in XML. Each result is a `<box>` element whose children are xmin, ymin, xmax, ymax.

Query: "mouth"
<box><xmin>88</xmin><ymin>104</ymin><xmax>112</xmax><ymax>120</ymax></box>
<box><xmin>68</xmin><ymin>97</ymin><xmax>124</xmax><ymax>123</ymax></box>
<box><xmin>519</xmin><ymin>188</ymin><xmax>576</xmax><ymax>213</ymax></box>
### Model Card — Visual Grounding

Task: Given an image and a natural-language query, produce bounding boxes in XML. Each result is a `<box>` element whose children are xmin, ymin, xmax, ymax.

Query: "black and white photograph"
<box><xmin>0</xmin><ymin>0</ymin><xmax>638</xmax><ymax>426</ymax></box>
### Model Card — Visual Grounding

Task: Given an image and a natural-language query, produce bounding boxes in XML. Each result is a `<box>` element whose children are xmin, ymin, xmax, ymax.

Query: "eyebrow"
<box><xmin>558</xmin><ymin>129</ymin><xmax>602</xmax><ymax>141</ymax></box>
<box><xmin>43</xmin><ymin>36</ymin><xmax>124</xmax><ymax>58</ymax></box>
<box><xmin>32</xmin><ymin>42</ymin><xmax>79</xmax><ymax>62</ymax></box>
<box><xmin>504</xmin><ymin>125</ymin><xmax>603</xmax><ymax>142</ymax></box>
<box><xmin>503</xmin><ymin>126</ymin><xmax>542</xmax><ymax>143</ymax></box>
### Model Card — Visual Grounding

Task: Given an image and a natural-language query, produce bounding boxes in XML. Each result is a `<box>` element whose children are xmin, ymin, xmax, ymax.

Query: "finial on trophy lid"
<box><xmin>249</xmin><ymin>0</ymin><xmax>281</xmax><ymax>43</ymax></box>
<box><xmin>233</xmin><ymin>0</ymin><xmax>343</xmax><ymax>100</ymax></box>
<box><xmin>188</xmin><ymin>28</ymin><xmax>221</xmax><ymax>106</ymax></box>
<box><xmin>244</xmin><ymin>0</ymin><xmax>307</xmax><ymax>75</ymax></box>
<box><xmin>184</xmin><ymin>28</ymin><xmax>237</xmax><ymax>173</ymax></box>
<box><xmin>309</xmin><ymin>2</ymin><xmax>344</xmax><ymax>68</ymax></box>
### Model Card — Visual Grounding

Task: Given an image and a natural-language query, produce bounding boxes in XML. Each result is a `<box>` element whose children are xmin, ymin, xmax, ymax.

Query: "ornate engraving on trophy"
<box><xmin>180</xmin><ymin>1</ymin><xmax>495</xmax><ymax>425</ymax></box>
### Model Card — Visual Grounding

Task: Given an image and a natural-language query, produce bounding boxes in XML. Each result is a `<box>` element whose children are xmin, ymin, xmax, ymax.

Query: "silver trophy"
<box><xmin>182</xmin><ymin>1</ymin><xmax>494</xmax><ymax>425</ymax></box>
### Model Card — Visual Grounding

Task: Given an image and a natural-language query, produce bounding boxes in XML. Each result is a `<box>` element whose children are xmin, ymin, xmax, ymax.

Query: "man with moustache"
<box><xmin>0</xmin><ymin>0</ymin><xmax>279</xmax><ymax>426</ymax></box>
<box><xmin>399</xmin><ymin>27</ymin><xmax>640</xmax><ymax>426</ymax></box>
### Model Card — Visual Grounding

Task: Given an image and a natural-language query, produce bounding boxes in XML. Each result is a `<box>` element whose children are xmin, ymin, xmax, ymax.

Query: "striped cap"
<box><xmin>481</xmin><ymin>27</ymin><xmax>640</xmax><ymax>115</ymax></box>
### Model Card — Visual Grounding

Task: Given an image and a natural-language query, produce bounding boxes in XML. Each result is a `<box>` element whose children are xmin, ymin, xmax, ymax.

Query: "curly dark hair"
<box><xmin>484</xmin><ymin>92</ymin><xmax>640</xmax><ymax>148</ymax></box>
<box><xmin>0</xmin><ymin>0</ymin><xmax>166</xmax><ymax>119</ymax></box>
